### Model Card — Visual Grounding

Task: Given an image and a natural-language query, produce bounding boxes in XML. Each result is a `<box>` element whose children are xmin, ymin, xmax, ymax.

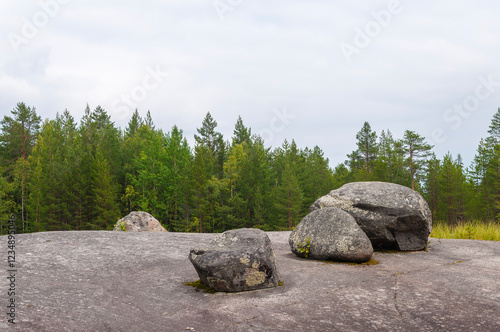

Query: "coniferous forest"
<box><xmin>1</xmin><ymin>102</ymin><xmax>500</xmax><ymax>235</ymax></box>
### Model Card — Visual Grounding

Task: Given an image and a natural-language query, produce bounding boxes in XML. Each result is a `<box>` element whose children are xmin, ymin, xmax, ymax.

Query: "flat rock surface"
<box><xmin>1</xmin><ymin>231</ymin><xmax>500</xmax><ymax>331</ymax></box>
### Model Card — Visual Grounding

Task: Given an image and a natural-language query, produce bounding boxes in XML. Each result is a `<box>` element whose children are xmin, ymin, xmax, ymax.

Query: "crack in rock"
<box><xmin>393</xmin><ymin>273</ymin><xmax>403</xmax><ymax>330</ymax></box>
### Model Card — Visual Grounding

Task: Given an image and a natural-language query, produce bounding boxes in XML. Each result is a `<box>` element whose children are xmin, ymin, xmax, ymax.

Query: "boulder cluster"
<box><xmin>290</xmin><ymin>181</ymin><xmax>432</xmax><ymax>262</ymax></box>
<box><xmin>115</xmin><ymin>181</ymin><xmax>432</xmax><ymax>292</ymax></box>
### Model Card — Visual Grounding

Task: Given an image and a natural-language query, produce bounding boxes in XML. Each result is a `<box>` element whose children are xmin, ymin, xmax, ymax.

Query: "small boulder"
<box><xmin>113</xmin><ymin>211</ymin><xmax>167</xmax><ymax>232</ymax></box>
<box><xmin>310</xmin><ymin>182</ymin><xmax>432</xmax><ymax>251</ymax></box>
<box><xmin>289</xmin><ymin>207</ymin><xmax>373</xmax><ymax>263</ymax></box>
<box><xmin>188</xmin><ymin>228</ymin><xmax>280</xmax><ymax>292</ymax></box>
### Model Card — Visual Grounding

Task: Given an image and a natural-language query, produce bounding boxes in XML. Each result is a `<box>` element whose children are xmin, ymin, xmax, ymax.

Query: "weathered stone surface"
<box><xmin>310</xmin><ymin>181</ymin><xmax>432</xmax><ymax>251</ymax></box>
<box><xmin>113</xmin><ymin>211</ymin><xmax>167</xmax><ymax>232</ymax></box>
<box><xmin>289</xmin><ymin>207</ymin><xmax>373</xmax><ymax>262</ymax></box>
<box><xmin>189</xmin><ymin>228</ymin><xmax>280</xmax><ymax>292</ymax></box>
<box><xmin>4</xmin><ymin>231</ymin><xmax>500</xmax><ymax>332</ymax></box>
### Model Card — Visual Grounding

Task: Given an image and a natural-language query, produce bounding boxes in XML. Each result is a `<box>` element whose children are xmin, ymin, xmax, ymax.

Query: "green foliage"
<box><xmin>118</xmin><ymin>221</ymin><xmax>127</xmax><ymax>231</ymax></box>
<box><xmin>297</xmin><ymin>237</ymin><xmax>311</xmax><ymax>257</ymax></box>
<box><xmin>348</xmin><ymin>121</ymin><xmax>378</xmax><ymax>180</ymax></box>
<box><xmin>232</xmin><ymin>116</ymin><xmax>251</xmax><ymax>146</ymax></box>
<box><xmin>4</xmin><ymin>102</ymin><xmax>500</xmax><ymax>235</ymax></box>
<box><xmin>400</xmin><ymin>130</ymin><xmax>434</xmax><ymax>190</ymax></box>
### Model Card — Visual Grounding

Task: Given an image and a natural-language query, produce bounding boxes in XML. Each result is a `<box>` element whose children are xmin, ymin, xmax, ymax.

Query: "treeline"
<box><xmin>0</xmin><ymin>103</ymin><xmax>334</xmax><ymax>234</ymax></box>
<box><xmin>1</xmin><ymin>103</ymin><xmax>499</xmax><ymax>235</ymax></box>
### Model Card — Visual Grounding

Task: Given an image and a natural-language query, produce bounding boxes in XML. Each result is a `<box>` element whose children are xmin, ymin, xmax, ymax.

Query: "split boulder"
<box><xmin>189</xmin><ymin>228</ymin><xmax>280</xmax><ymax>292</ymax></box>
<box><xmin>310</xmin><ymin>182</ymin><xmax>432</xmax><ymax>251</ymax></box>
<box><xmin>113</xmin><ymin>211</ymin><xmax>167</xmax><ymax>232</ymax></box>
<box><xmin>289</xmin><ymin>207</ymin><xmax>373</xmax><ymax>263</ymax></box>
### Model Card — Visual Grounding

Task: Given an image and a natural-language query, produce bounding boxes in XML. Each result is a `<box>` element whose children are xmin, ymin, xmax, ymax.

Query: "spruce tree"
<box><xmin>232</xmin><ymin>116</ymin><xmax>252</xmax><ymax>146</ymax></box>
<box><xmin>93</xmin><ymin>146</ymin><xmax>120</xmax><ymax>229</ymax></box>
<box><xmin>273</xmin><ymin>163</ymin><xmax>303</xmax><ymax>230</ymax></box>
<box><xmin>424</xmin><ymin>154</ymin><xmax>440</xmax><ymax>220</ymax></box>
<box><xmin>125</xmin><ymin>109</ymin><xmax>143</xmax><ymax>139</ymax></box>
<box><xmin>437</xmin><ymin>153</ymin><xmax>467</xmax><ymax>224</ymax></box>
<box><xmin>165</xmin><ymin>125</ymin><xmax>193</xmax><ymax>231</ymax></box>
<box><xmin>0</xmin><ymin>166</ymin><xmax>15</xmax><ymax>234</ymax></box>
<box><xmin>374</xmin><ymin>130</ymin><xmax>407</xmax><ymax>185</ymax></box>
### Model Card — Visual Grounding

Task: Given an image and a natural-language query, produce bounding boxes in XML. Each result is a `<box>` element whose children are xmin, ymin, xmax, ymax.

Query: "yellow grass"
<box><xmin>430</xmin><ymin>221</ymin><xmax>500</xmax><ymax>241</ymax></box>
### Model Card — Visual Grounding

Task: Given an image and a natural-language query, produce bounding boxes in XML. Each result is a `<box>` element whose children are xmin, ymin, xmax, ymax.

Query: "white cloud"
<box><xmin>1</xmin><ymin>0</ymin><xmax>500</xmax><ymax>166</ymax></box>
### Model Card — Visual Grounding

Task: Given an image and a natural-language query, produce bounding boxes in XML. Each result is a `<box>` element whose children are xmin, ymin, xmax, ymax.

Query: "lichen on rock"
<box><xmin>188</xmin><ymin>228</ymin><xmax>281</xmax><ymax>292</ymax></box>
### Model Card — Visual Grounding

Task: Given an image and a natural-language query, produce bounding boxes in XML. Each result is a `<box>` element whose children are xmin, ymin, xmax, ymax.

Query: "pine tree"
<box><xmin>486</xmin><ymin>108</ymin><xmax>500</xmax><ymax>144</ymax></box>
<box><xmin>400</xmin><ymin>130</ymin><xmax>433</xmax><ymax>190</ymax></box>
<box><xmin>0</xmin><ymin>102</ymin><xmax>41</xmax><ymax>165</ymax></box>
<box><xmin>0</xmin><ymin>102</ymin><xmax>42</xmax><ymax>232</ymax></box>
<box><xmin>348</xmin><ymin>122</ymin><xmax>378</xmax><ymax>180</ymax></box>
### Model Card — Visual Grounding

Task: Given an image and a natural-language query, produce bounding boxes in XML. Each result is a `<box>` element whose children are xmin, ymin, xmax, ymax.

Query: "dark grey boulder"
<box><xmin>310</xmin><ymin>181</ymin><xmax>432</xmax><ymax>251</ymax></box>
<box><xmin>188</xmin><ymin>228</ymin><xmax>280</xmax><ymax>292</ymax></box>
<box><xmin>289</xmin><ymin>207</ymin><xmax>373</xmax><ymax>262</ymax></box>
<box><xmin>113</xmin><ymin>211</ymin><xmax>167</xmax><ymax>232</ymax></box>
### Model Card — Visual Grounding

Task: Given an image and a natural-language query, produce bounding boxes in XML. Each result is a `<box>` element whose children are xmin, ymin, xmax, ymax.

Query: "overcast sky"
<box><xmin>1</xmin><ymin>0</ymin><xmax>500</xmax><ymax>167</ymax></box>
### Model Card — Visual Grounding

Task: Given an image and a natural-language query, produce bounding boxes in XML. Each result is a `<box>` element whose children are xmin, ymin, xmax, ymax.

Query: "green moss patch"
<box><xmin>184</xmin><ymin>279</ymin><xmax>217</xmax><ymax>293</ymax></box>
<box><xmin>446</xmin><ymin>260</ymin><xmax>463</xmax><ymax>265</ymax></box>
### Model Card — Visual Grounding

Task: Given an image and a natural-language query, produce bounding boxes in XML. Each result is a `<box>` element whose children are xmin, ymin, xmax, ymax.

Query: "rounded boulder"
<box><xmin>289</xmin><ymin>207</ymin><xmax>373</xmax><ymax>263</ymax></box>
<box><xmin>113</xmin><ymin>211</ymin><xmax>167</xmax><ymax>232</ymax></box>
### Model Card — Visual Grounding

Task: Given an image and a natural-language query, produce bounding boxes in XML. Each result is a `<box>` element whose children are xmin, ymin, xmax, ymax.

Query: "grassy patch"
<box><xmin>431</xmin><ymin>221</ymin><xmax>500</xmax><ymax>241</ymax></box>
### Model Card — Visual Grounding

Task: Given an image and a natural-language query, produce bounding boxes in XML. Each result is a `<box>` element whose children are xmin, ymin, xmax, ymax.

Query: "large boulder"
<box><xmin>310</xmin><ymin>182</ymin><xmax>432</xmax><ymax>251</ymax></box>
<box><xmin>188</xmin><ymin>228</ymin><xmax>280</xmax><ymax>292</ymax></box>
<box><xmin>113</xmin><ymin>211</ymin><xmax>167</xmax><ymax>232</ymax></box>
<box><xmin>289</xmin><ymin>207</ymin><xmax>373</xmax><ymax>263</ymax></box>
